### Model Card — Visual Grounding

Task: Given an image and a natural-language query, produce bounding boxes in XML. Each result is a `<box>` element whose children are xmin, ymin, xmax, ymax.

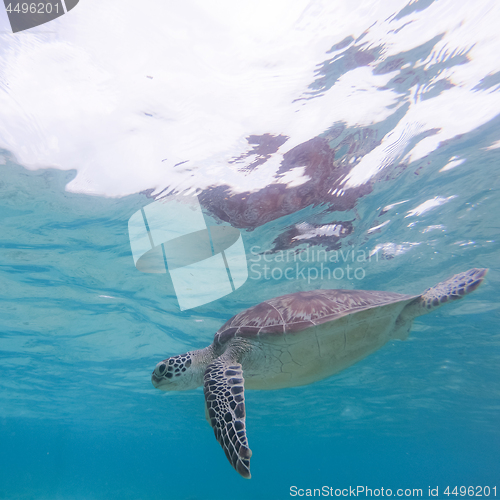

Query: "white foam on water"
<box><xmin>405</xmin><ymin>195</ymin><xmax>457</xmax><ymax>218</ymax></box>
<box><xmin>485</xmin><ymin>139</ymin><xmax>500</xmax><ymax>150</ymax></box>
<box><xmin>440</xmin><ymin>157</ymin><xmax>466</xmax><ymax>172</ymax></box>
<box><xmin>0</xmin><ymin>0</ymin><xmax>499</xmax><ymax>197</ymax></box>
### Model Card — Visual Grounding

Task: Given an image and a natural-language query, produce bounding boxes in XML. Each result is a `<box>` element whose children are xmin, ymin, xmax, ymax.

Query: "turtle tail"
<box><xmin>407</xmin><ymin>268</ymin><xmax>488</xmax><ymax>318</ymax></box>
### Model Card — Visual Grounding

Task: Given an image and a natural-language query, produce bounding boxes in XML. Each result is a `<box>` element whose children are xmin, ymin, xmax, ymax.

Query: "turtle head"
<box><xmin>151</xmin><ymin>352</ymin><xmax>201</xmax><ymax>391</ymax></box>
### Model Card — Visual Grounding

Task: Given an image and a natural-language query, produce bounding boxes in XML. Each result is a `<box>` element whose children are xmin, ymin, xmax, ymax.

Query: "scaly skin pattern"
<box><xmin>404</xmin><ymin>268</ymin><xmax>488</xmax><ymax>318</ymax></box>
<box><xmin>155</xmin><ymin>353</ymin><xmax>191</xmax><ymax>379</ymax></box>
<box><xmin>204</xmin><ymin>356</ymin><xmax>252</xmax><ymax>478</ymax></box>
<box><xmin>151</xmin><ymin>268</ymin><xmax>488</xmax><ymax>478</ymax></box>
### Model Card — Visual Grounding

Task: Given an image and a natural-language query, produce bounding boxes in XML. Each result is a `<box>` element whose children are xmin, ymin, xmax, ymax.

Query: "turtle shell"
<box><xmin>213</xmin><ymin>288</ymin><xmax>417</xmax><ymax>346</ymax></box>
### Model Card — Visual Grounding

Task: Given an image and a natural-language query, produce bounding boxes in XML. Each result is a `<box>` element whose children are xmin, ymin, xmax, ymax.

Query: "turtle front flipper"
<box><xmin>203</xmin><ymin>358</ymin><xmax>252</xmax><ymax>478</ymax></box>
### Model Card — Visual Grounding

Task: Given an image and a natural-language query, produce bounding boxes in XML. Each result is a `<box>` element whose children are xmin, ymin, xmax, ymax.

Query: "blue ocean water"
<box><xmin>1</xmin><ymin>1</ymin><xmax>500</xmax><ymax>499</ymax></box>
<box><xmin>1</xmin><ymin>132</ymin><xmax>499</xmax><ymax>499</ymax></box>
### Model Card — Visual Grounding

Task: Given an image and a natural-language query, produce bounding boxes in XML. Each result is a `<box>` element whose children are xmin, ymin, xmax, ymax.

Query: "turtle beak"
<box><xmin>152</xmin><ymin>361</ymin><xmax>170</xmax><ymax>389</ymax></box>
<box><xmin>151</xmin><ymin>372</ymin><xmax>162</xmax><ymax>388</ymax></box>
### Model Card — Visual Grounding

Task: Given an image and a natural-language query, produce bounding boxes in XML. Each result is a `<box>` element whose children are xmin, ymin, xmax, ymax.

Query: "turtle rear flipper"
<box><xmin>403</xmin><ymin>268</ymin><xmax>488</xmax><ymax>319</ymax></box>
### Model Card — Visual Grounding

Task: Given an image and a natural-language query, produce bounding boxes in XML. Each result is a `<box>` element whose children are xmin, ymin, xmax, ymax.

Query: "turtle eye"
<box><xmin>158</xmin><ymin>364</ymin><xmax>166</xmax><ymax>375</ymax></box>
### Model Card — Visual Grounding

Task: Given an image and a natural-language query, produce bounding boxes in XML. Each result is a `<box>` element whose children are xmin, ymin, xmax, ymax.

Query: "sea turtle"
<box><xmin>151</xmin><ymin>268</ymin><xmax>487</xmax><ymax>478</ymax></box>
